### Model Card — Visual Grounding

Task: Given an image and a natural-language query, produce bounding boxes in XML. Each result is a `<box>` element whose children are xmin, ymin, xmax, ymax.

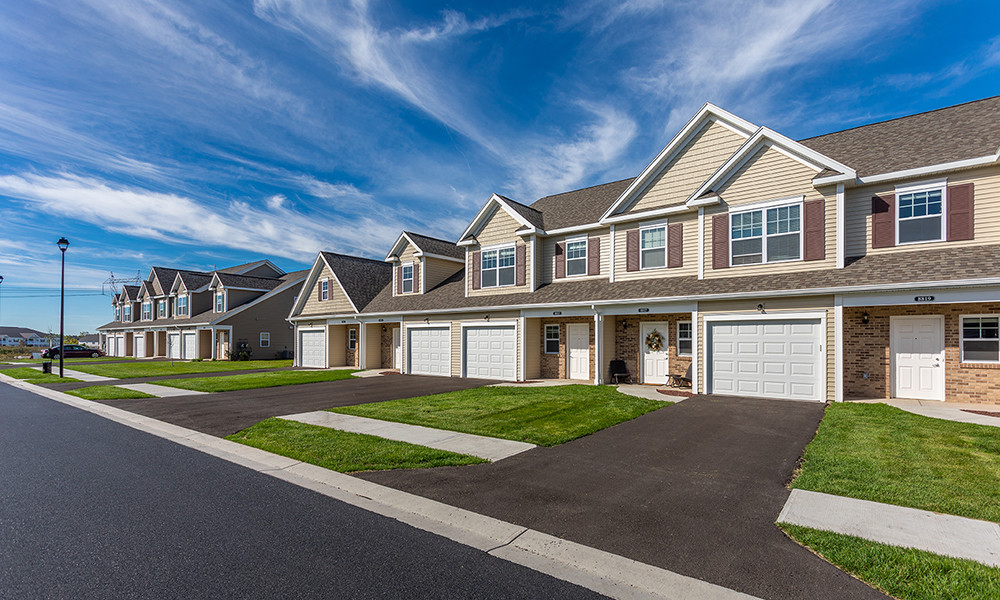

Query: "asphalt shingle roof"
<box><xmin>321</xmin><ymin>252</ymin><xmax>393</xmax><ymax>311</ymax></box>
<box><xmin>403</xmin><ymin>231</ymin><xmax>463</xmax><ymax>259</ymax></box>
<box><xmin>497</xmin><ymin>195</ymin><xmax>546</xmax><ymax>229</ymax></box>
<box><xmin>213</xmin><ymin>272</ymin><xmax>284</xmax><ymax>291</ymax></box>
<box><xmin>529</xmin><ymin>178</ymin><xmax>635</xmax><ymax>229</ymax></box>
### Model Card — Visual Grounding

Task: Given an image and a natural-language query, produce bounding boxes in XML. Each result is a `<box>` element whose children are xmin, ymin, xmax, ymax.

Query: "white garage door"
<box><xmin>134</xmin><ymin>335</ymin><xmax>145</xmax><ymax>358</ymax></box>
<box><xmin>464</xmin><ymin>326</ymin><xmax>516</xmax><ymax>380</ymax></box>
<box><xmin>167</xmin><ymin>333</ymin><xmax>181</xmax><ymax>359</ymax></box>
<box><xmin>115</xmin><ymin>335</ymin><xmax>125</xmax><ymax>357</ymax></box>
<box><xmin>108</xmin><ymin>336</ymin><xmax>117</xmax><ymax>356</ymax></box>
<box><xmin>408</xmin><ymin>327</ymin><xmax>450</xmax><ymax>376</ymax></box>
<box><xmin>299</xmin><ymin>330</ymin><xmax>325</xmax><ymax>368</ymax></box>
<box><xmin>708</xmin><ymin>319</ymin><xmax>823</xmax><ymax>402</ymax></box>
<box><xmin>183</xmin><ymin>332</ymin><xmax>197</xmax><ymax>360</ymax></box>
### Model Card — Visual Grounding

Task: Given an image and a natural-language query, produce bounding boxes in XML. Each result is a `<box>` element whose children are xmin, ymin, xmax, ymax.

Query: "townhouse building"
<box><xmin>99</xmin><ymin>260</ymin><xmax>307</xmax><ymax>360</ymax></box>
<box><xmin>289</xmin><ymin>96</ymin><xmax>1000</xmax><ymax>404</ymax></box>
<box><xmin>0</xmin><ymin>327</ymin><xmax>51</xmax><ymax>348</ymax></box>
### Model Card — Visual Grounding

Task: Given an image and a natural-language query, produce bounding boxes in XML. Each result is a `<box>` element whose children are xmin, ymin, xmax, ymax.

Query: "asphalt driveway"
<box><xmin>87</xmin><ymin>374</ymin><xmax>495</xmax><ymax>437</ymax></box>
<box><xmin>359</xmin><ymin>394</ymin><xmax>888</xmax><ymax>600</ymax></box>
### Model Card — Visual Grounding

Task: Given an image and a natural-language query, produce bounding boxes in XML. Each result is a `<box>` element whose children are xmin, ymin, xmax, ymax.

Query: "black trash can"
<box><xmin>41</xmin><ymin>361</ymin><xmax>52</xmax><ymax>374</ymax></box>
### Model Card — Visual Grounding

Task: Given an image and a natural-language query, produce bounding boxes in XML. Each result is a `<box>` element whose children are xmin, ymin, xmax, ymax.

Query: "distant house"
<box><xmin>78</xmin><ymin>334</ymin><xmax>101</xmax><ymax>349</ymax></box>
<box><xmin>0</xmin><ymin>327</ymin><xmax>52</xmax><ymax>348</ymax></box>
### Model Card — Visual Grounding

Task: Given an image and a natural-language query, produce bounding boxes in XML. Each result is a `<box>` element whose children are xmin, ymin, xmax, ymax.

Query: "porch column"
<box><xmin>357</xmin><ymin>321</ymin><xmax>366</xmax><ymax>369</ymax></box>
<box><xmin>210</xmin><ymin>328</ymin><xmax>217</xmax><ymax>360</ymax></box>
<box><xmin>692</xmin><ymin>305</ymin><xmax>700</xmax><ymax>394</ymax></box>
<box><xmin>518</xmin><ymin>316</ymin><xmax>526</xmax><ymax>382</ymax></box>
<box><xmin>153</xmin><ymin>331</ymin><xmax>160</xmax><ymax>357</ymax></box>
<box><xmin>834</xmin><ymin>296</ymin><xmax>844</xmax><ymax>402</ymax></box>
<box><xmin>593</xmin><ymin>312</ymin><xmax>602</xmax><ymax>385</ymax></box>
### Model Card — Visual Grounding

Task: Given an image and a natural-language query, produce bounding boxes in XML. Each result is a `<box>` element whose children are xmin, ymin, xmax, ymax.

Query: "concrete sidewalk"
<box><xmin>778</xmin><ymin>489</ymin><xmax>1000</xmax><ymax>567</ymax></box>
<box><xmin>852</xmin><ymin>398</ymin><xmax>1000</xmax><ymax>428</ymax></box>
<box><xmin>29</xmin><ymin>365</ymin><xmax>116</xmax><ymax>383</ymax></box>
<box><xmin>119</xmin><ymin>383</ymin><xmax>208</xmax><ymax>398</ymax></box>
<box><xmin>279</xmin><ymin>411</ymin><xmax>535</xmax><ymax>461</ymax></box>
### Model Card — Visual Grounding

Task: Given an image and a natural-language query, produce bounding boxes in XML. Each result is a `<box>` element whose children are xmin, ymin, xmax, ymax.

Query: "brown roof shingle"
<box><xmin>529</xmin><ymin>178</ymin><xmax>635</xmax><ymax>230</ymax></box>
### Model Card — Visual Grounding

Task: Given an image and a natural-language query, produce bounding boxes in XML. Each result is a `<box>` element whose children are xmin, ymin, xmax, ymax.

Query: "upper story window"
<box><xmin>544</xmin><ymin>324</ymin><xmax>560</xmax><ymax>354</ymax></box>
<box><xmin>402</xmin><ymin>264</ymin><xmax>414</xmax><ymax>293</ymax></box>
<box><xmin>731</xmin><ymin>201</ymin><xmax>801</xmax><ymax>265</ymax></box>
<box><xmin>177</xmin><ymin>295</ymin><xmax>188</xmax><ymax>316</ymax></box>
<box><xmin>157</xmin><ymin>300</ymin><xmax>166</xmax><ymax>318</ymax></box>
<box><xmin>897</xmin><ymin>185</ymin><xmax>944</xmax><ymax>244</ymax></box>
<box><xmin>677</xmin><ymin>321</ymin><xmax>692</xmax><ymax>356</ymax></box>
<box><xmin>141</xmin><ymin>301</ymin><xmax>151</xmax><ymax>320</ymax></box>
<box><xmin>320</xmin><ymin>279</ymin><xmax>329</xmax><ymax>301</ymax></box>
<box><xmin>123</xmin><ymin>305</ymin><xmax>132</xmax><ymax>321</ymax></box>
<box><xmin>215</xmin><ymin>292</ymin><xmax>225</xmax><ymax>312</ymax></box>
<box><xmin>115</xmin><ymin>306</ymin><xmax>121</xmax><ymax>321</ymax></box>
<box><xmin>566</xmin><ymin>239</ymin><xmax>588</xmax><ymax>276</ymax></box>
<box><xmin>482</xmin><ymin>246</ymin><xmax>515</xmax><ymax>288</ymax></box>
<box><xmin>348</xmin><ymin>328</ymin><xmax>357</xmax><ymax>350</ymax></box>
<box><xmin>961</xmin><ymin>316</ymin><xmax>999</xmax><ymax>363</ymax></box>
<box><xmin>640</xmin><ymin>225</ymin><xmax>666</xmax><ymax>269</ymax></box>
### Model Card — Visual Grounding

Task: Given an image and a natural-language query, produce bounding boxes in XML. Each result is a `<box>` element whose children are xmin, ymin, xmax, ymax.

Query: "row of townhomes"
<box><xmin>98</xmin><ymin>261</ymin><xmax>308</xmax><ymax>360</ymax></box>
<box><xmin>0</xmin><ymin>327</ymin><xmax>51</xmax><ymax>347</ymax></box>
<box><xmin>289</xmin><ymin>96</ymin><xmax>1000</xmax><ymax>404</ymax></box>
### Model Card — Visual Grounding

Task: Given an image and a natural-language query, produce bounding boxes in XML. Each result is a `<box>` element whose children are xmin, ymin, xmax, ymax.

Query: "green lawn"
<box><xmin>64</xmin><ymin>385</ymin><xmax>156</xmax><ymax>400</ymax></box>
<box><xmin>5</xmin><ymin>357</ymin><xmax>135</xmax><ymax>364</ymax></box>
<box><xmin>155</xmin><ymin>369</ymin><xmax>357</xmax><ymax>393</ymax></box>
<box><xmin>781</xmin><ymin>525</ymin><xmax>1000</xmax><ymax>600</ymax></box>
<box><xmin>226</xmin><ymin>418</ymin><xmax>486</xmax><ymax>472</ymax></box>
<box><xmin>71</xmin><ymin>359</ymin><xmax>293</xmax><ymax>379</ymax></box>
<box><xmin>791</xmin><ymin>402</ymin><xmax>1000</xmax><ymax>523</ymax></box>
<box><xmin>331</xmin><ymin>385</ymin><xmax>666</xmax><ymax>446</ymax></box>
<box><xmin>2</xmin><ymin>367</ymin><xmax>82</xmax><ymax>385</ymax></box>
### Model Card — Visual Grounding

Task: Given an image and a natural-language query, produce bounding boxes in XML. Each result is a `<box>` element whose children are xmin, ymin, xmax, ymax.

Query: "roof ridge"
<box><xmin>321</xmin><ymin>251</ymin><xmax>390</xmax><ymax>265</ymax></box>
<box><xmin>799</xmin><ymin>94</ymin><xmax>1000</xmax><ymax>142</ymax></box>
<box><xmin>403</xmin><ymin>231</ymin><xmax>458</xmax><ymax>246</ymax></box>
<box><xmin>532</xmin><ymin>177</ymin><xmax>636</xmax><ymax>204</ymax></box>
<box><xmin>498</xmin><ymin>195</ymin><xmax>543</xmax><ymax>213</ymax></box>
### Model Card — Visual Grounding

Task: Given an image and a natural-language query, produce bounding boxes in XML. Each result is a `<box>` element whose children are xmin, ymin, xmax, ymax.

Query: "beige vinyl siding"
<box><xmin>467</xmin><ymin>208</ymin><xmax>532</xmax><ymax>297</ymax></box>
<box><xmin>424</xmin><ymin>256</ymin><xmax>462</xmax><ymax>291</ymax></box>
<box><xmin>401</xmin><ymin>311</ymin><xmax>521</xmax><ymax>377</ymax></box>
<box><xmin>697</xmin><ymin>296</ymin><xmax>835</xmax><ymax>402</ymax></box>
<box><xmin>298</xmin><ymin>264</ymin><xmax>355</xmax><ymax>316</ymax></box>
<box><xmin>395</xmin><ymin>243</ymin><xmax>421</xmax><ymax>295</ymax></box>
<box><xmin>525</xmin><ymin>318</ymin><xmax>541</xmax><ymax>379</ymax></box>
<box><xmin>705</xmin><ymin>145</ymin><xmax>836</xmax><ymax>278</ymax></box>
<box><xmin>845</xmin><ymin>164</ymin><xmax>1000</xmax><ymax>258</ymax></box>
<box><xmin>540</xmin><ymin>229</ymin><xmax>611</xmax><ymax>284</ymax></box>
<box><xmin>613</xmin><ymin>212</ymin><xmax>698</xmax><ymax>281</ymax></box>
<box><xmin>628</xmin><ymin>120</ymin><xmax>748</xmax><ymax>213</ymax></box>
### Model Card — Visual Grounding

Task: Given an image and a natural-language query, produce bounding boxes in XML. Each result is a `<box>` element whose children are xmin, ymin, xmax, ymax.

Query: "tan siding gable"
<box><xmin>299</xmin><ymin>263</ymin><xmax>355</xmax><ymax>316</ymax></box>
<box><xmin>628</xmin><ymin>121</ymin><xmax>746</xmax><ymax>213</ymax></box>
<box><xmin>468</xmin><ymin>208</ymin><xmax>532</xmax><ymax>297</ymax></box>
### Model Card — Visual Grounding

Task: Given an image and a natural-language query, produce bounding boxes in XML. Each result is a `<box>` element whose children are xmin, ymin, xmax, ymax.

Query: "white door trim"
<box><xmin>890</xmin><ymin>315</ymin><xmax>945</xmax><ymax>401</ymax></box>
<box><xmin>639</xmin><ymin>321</ymin><xmax>670</xmax><ymax>385</ymax></box>
<box><xmin>392</xmin><ymin>327</ymin><xmax>402</xmax><ymax>370</ymax></box>
<box><xmin>567</xmin><ymin>322</ymin><xmax>589</xmax><ymax>381</ymax></box>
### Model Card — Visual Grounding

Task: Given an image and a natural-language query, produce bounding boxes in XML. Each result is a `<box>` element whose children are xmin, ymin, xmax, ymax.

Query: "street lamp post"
<box><xmin>57</xmin><ymin>238</ymin><xmax>69</xmax><ymax>378</ymax></box>
<box><xmin>0</xmin><ymin>274</ymin><xmax>4</xmax><ymax>325</ymax></box>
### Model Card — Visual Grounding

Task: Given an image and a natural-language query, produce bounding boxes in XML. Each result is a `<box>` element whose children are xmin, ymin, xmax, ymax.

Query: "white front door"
<box><xmin>892</xmin><ymin>316</ymin><xmax>945</xmax><ymax>401</ymax></box>
<box><xmin>183</xmin><ymin>332</ymin><xmax>197</xmax><ymax>360</ymax></box>
<box><xmin>567</xmin><ymin>323</ymin><xmax>589</xmax><ymax>381</ymax></box>
<box><xmin>408</xmin><ymin>327</ymin><xmax>450</xmax><ymax>376</ymax></box>
<box><xmin>167</xmin><ymin>333</ymin><xmax>181</xmax><ymax>359</ymax></box>
<box><xmin>464</xmin><ymin>326</ymin><xmax>517</xmax><ymax>381</ymax></box>
<box><xmin>640</xmin><ymin>322</ymin><xmax>670</xmax><ymax>384</ymax></box>
<box><xmin>393</xmin><ymin>328</ymin><xmax>402</xmax><ymax>370</ymax></box>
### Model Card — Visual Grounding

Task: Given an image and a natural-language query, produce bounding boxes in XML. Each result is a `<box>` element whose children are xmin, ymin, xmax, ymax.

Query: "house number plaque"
<box><xmin>914</xmin><ymin>296</ymin><xmax>935</xmax><ymax>302</ymax></box>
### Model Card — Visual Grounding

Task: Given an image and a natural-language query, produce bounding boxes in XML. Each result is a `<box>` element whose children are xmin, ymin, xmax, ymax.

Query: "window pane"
<box><xmin>567</xmin><ymin>240</ymin><xmax>587</xmax><ymax>259</ymax></box>
<box><xmin>498</xmin><ymin>266</ymin><xmax>515</xmax><ymax>286</ymax></box>
<box><xmin>499</xmin><ymin>247</ymin><xmax>516</xmax><ymax>267</ymax></box>
<box><xmin>898</xmin><ymin>216</ymin><xmax>941</xmax><ymax>243</ymax></box>
<box><xmin>731</xmin><ymin>237</ymin><xmax>762</xmax><ymax>264</ymax></box>
<box><xmin>641</xmin><ymin>227</ymin><xmax>665</xmax><ymax>249</ymax></box>
<box><xmin>732</xmin><ymin>211</ymin><xmax>762</xmax><ymax>239</ymax></box>
<box><xmin>678</xmin><ymin>322</ymin><xmax>691</xmax><ymax>339</ymax></box>
<box><xmin>402</xmin><ymin>279</ymin><xmax>413</xmax><ymax>293</ymax></box>
<box><xmin>402</xmin><ymin>265</ymin><xmax>412</xmax><ymax>279</ymax></box>
<box><xmin>642</xmin><ymin>248</ymin><xmax>665</xmax><ymax>268</ymax></box>
<box><xmin>545</xmin><ymin>325</ymin><xmax>560</xmax><ymax>340</ymax></box>
<box><xmin>767</xmin><ymin>233</ymin><xmax>800</xmax><ymax>261</ymax></box>
<box><xmin>567</xmin><ymin>257</ymin><xmax>587</xmax><ymax>276</ymax></box>
<box><xmin>767</xmin><ymin>205</ymin><xmax>800</xmax><ymax>235</ymax></box>
<box><xmin>482</xmin><ymin>250</ymin><xmax>497</xmax><ymax>269</ymax></box>
<box><xmin>482</xmin><ymin>269</ymin><xmax>497</xmax><ymax>288</ymax></box>
<box><xmin>964</xmin><ymin>340</ymin><xmax>999</xmax><ymax>362</ymax></box>
<box><xmin>678</xmin><ymin>339</ymin><xmax>692</xmax><ymax>355</ymax></box>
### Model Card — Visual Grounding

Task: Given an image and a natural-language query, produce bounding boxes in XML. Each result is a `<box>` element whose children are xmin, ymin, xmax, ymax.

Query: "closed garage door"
<box><xmin>300</xmin><ymin>330</ymin><xmax>325</xmax><ymax>368</ymax></box>
<box><xmin>408</xmin><ymin>327</ymin><xmax>450</xmax><ymax>376</ymax></box>
<box><xmin>708</xmin><ymin>319</ymin><xmax>823</xmax><ymax>401</ymax></box>
<box><xmin>108</xmin><ymin>336</ymin><xmax>117</xmax><ymax>356</ymax></box>
<box><xmin>167</xmin><ymin>333</ymin><xmax>181</xmax><ymax>359</ymax></box>
<box><xmin>183</xmin><ymin>332</ymin><xmax>197</xmax><ymax>360</ymax></box>
<box><xmin>115</xmin><ymin>335</ymin><xmax>125</xmax><ymax>357</ymax></box>
<box><xmin>134</xmin><ymin>335</ymin><xmax>145</xmax><ymax>358</ymax></box>
<box><xmin>464</xmin><ymin>326</ymin><xmax>516</xmax><ymax>380</ymax></box>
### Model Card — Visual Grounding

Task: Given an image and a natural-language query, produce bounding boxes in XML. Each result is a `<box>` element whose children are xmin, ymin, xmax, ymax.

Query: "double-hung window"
<box><xmin>677</xmin><ymin>321</ymin><xmax>692</xmax><ymax>356</ymax></box>
<box><xmin>731</xmin><ymin>201</ymin><xmax>801</xmax><ymax>265</ymax></box>
<box><xmin>115</xmin><ymin>306</ymin><xmax>121</xmax><ymax>321</ymax></box>
<box><xmin>177</xmin><ymin>295</ymin><xmax>188</xmax><ymax>316</ymax></box>
<box><xmin>215</xmin><ymin>292</ymin><xmax>225</xmax><ymax>312</ymax></box>
<box><xmin>640</xmin><ymin>225</ymin><xmax>666</xmax><ymax>269</ymax></box>
<box><xmin>141</xmin><ymin>302</ymin><xmax>151</xmax><ymax>321</ymax></box>
<box><xmin>320</xmin><ymin>279</ymin><xmax>329</xmax><ymax>301</ymax></box>
<box><xmin>481</xmin><ymin>246</ymin><xmax>515</xmax><ymax>288</ymax></box>
<box><xmin>401</xmin><ymin>264</ymin><xmax>414</xmax><ymax>293</ymax></box>
<box><xmin>157</xmin><ymin>300</ymin><xmax>166</xmax><ymax>318</ymax></box>
<box><xmin>961</xmin><ymin>316</ymin><xmax>999</xmax><ymax>363</ymax></box>
<box><xmin>544</xmin><ymin>324</ymin><xmax>560</xmax><ymax>354</ymax></box>
<box><xmin>348</xmin><ymin>329</ymin><xmax>357</xmax><ymax>350</ymax></box>
<box><xmin>259</xmin><ymin>332</ymin><xmax>270</xmax><ymax>348</ymax></box>
<box><xmin>566</xmin><ymin>238</ymin><xmax>587</xmax><ymax>276</ymax></box>
<box><xmin>123</xmin><ymin>306</ymin><xmax>132</xmax><ymax>321</ymax></box>
<box><xmin>897</xmin><ymin>182</ymin><xmax>945</xmax><ymax>244</ymax></box>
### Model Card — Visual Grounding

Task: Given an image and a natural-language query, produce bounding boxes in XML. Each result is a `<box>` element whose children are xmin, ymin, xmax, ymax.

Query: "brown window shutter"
<box><xmin>588</xmin><ymin>237</ymin><xmax>600</xmax><ymax>275</ymax></box>
<box><xmin>667</xmin><ymin>223</ymin><xmax>683</xmax><ymax>268</ymax></box>
<box><xmin>947</xmin><ymin>183</ymin><xmax>974</xmax><ymax>241</ymax></box>
<box><xmin>471</xmin><ymin>251</ymin><xmax>481</xmax><ymax>290</ymax></box>
<box><xmin>626</xmin><ymin>230</ymin><xmax>639</xmax><ymax>272</ymax></box>
<box><xmin>515</xmin><ymin>244</ymin><xmax>526</xmax><ymax>286</ymax></box>
<box><xmin>318</xmin><ymin>280</ymin><xmax>323</xmax><ymax>302</ymax></box>
<box><xmin>412</xmin><ymin>262</ymin><xmax>420</xmax><ymax>293</ymax></box>
<box><xmin>555</xmin><ymin>242</ymin><xmax>566</xmax><ymax>279</ymax></box>
<box><xmin>803</xmin><ymin>199</ymin><xmax>826</xmax><ymax>261</ymax></box>
<box><xmin>712</xmin><ymin>214</ymin><xmax>729</xmax><ymax>269</ymax></box>
<box><xmin>871</xmin><ymin>194</ymin><xmax>895</xmax><ymax>248</ymax></box>
<box><xmin>396</xmin><ymin>267</ymin><xmax>403</xmax><ymax>295</ymax></box>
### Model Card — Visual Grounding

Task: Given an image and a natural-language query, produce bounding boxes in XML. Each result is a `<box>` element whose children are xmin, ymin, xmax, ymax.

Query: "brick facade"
<box><xmin>613</xmin><ymin>314</ymin><xmax>692</xmax><ymax>384</ymax></box>
<box><xmin>380</xmin><ymin>325</ymin><xmax>399</xmax><ymax>369</ymax></box>
<box><xmin>844</xmin><ymin>303</ymin><xmax>1000</xmax><ymax>404</ymax></box>
<box><xmin>346</xmin><ymin>325</ymin><xmax>359</xmax><ymax>368</ymax></box>
<box><xmin>538</xmin><ymin>317</ymin><xmax>595</xmax><ymax>380</ymax></box>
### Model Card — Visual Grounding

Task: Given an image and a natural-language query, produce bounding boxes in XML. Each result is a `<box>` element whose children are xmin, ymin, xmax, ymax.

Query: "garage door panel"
<box><xmin>464</xmin><ymin>326</ymin><xmax>516</xmax><ymax>381</ymax></box>
<box><xmin>183</xmin><ymin>333</ymin><xmax>196</xmax><ymax>360</ymax></box>
<box><xmin>168</xmin><ymin>334</ymin><xmax>181</xmax><ymax>359</ymax></box>
<box><xmin>300</xmin><ymin>330</ymin><xmax>325</xmax><ymax>368</ymax></box>
<box><xmin>409</xmin><ymin>327</ymin><xmax>450</xmax><ymax>376</ymax></box>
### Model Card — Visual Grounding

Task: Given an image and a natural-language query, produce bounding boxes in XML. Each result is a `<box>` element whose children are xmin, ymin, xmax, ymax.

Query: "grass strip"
<box><xmin>64</xmin><ymin>385</ymin><xmax>157</xmax><ymax>400</ymax></box>
<box><xmin>781</xmin><ymin>524</ymin><xmax>1000</xmax><ymax>600</ymax></box>
<box><xmin>226</xmin><ymin>418</ymin><xmax>486</xmax><ymax>472</ymax></box>
<box><xmin>5</xmin><ymin>357</ymin><xmax>135</xmax><ymax>364</ymax></box>
<box><xmin>2</xmin><ymin>367</ymin><xmax>82</xmax><ymax>384</ymax></box>
<box><xmin>332</xmin><ymin>384</ymin><xmax>666</xmax><ymax>446</ymax></box>
<box><xmin>72</xmin><ymin>359</ymin><xmax>293</xmax><ymax>379</ymax></box>
<box><xmin>155</xmin><ymin>369</ymin><xmax>357</xmax><ymax>393</ymax></box>
<box><xmin>791</xmin><ymin>402</ymin><xmax>1000</xmax><ymax>523</ymax></box>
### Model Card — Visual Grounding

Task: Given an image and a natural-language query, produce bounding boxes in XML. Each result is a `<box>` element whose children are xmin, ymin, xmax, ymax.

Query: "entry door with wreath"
<box><xmin>640</xmin><ymin>322</ymin><xmax>669</xmax><ymax>385</ymax></box>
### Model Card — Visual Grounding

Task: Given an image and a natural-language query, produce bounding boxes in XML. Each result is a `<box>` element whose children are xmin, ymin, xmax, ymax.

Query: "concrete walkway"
<box><xmin>118</xmin><ymin>383</ymin><xmax>207</xmax><ymax>398</ymax></box>
<box><xmin>615</xmin><ymin>384</ymin><xmax>692</xmax><ymax>401</ymax></box>
<box><xmin>30</xmin><ymin>365</ymin><xmax>116</xmax><ymax>382</ymax></box>
<box><xmin>279</xmin><ymin>411</ymin><xmax>535</xmax><ymax>461</ymax></box>
<box><xmin>852</xmin><ymin>398</ymin><xmax>1000</xmax><ymax>428</ymax></box>
<box><xmin>778</xmin><ymin>489</ymin><xmax>1000</xmax><ymax>567</ymax></box>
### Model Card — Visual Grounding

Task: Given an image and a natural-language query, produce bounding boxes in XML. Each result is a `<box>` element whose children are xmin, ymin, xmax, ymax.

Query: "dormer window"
<box><xmin>115</xmin><ymin>306</ymin><xmax>121</xmax><ymax>321</ymax></box>
<box><xmin>123</xmin><ymin>305</ymin><xmax>132</xmax><ymax>321</ymax></box>
<box><xmin>401</xmin><ymin>264</ymin><xmax>414</xmax><ymax>293</ymax></box>
<box><xmin>157</xmin><ymin>300</ymin><xmax>166</xmax><ymax>318</ymax></box>
<box><xmin>141</xmin><ymin>301</ymin><xmax>152</xmax><ymax>320</ymax></box>
<box><xmin>215</xmin><ymin>292</ymin><xmax>225</xmax><ymax>312</ymax></box>
<box><xmin>482</xmin><ymin>246</ymin><xmax>515</xmax><ymax>288</ymax></box>
<box><xmin>177</xmin><ymin>295</ymin><xmax>188</xmax><ymax>316</ymax></box>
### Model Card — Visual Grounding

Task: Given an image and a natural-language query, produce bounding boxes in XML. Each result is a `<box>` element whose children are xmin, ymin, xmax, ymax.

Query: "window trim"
<box><xmin>320</xmin><ymin>278</ymin><xmax>329</xmax><ymax>301</ymax></box>
<box><xmin>480</xmin><ymin>243</ymin><xmax>517</xmax><ymax>289</ymax></box>
<box><xmin>348</xmin><ymin>328</ymin><xmax>357</xmax><ymax>350</ymax></box>
<box><xmin>401</xmin><ymin>262</ymin><xmax>414</xmax><ymax>294</ymax></box>
<box><xmin>215</xmin><ymin>291</ymin><xmax>226</xmax><ymax>313</ymax></box>
<box><xmin>544</xmin><ymin>324</ymin><xmax>560</xmax><ymax>354</ymax></box>
<box><xmin>960</xmin><ymin>314</ymin><xmax>1000</xmax><ymax>364</ymax></box>
<box><xmin>259</xmin><ymin>332</ymin><xmax>270</xmax><ymax>348</ymax></box>
<box><xmin>141</xmin><ymin>301</ymin><xmax>152</xmax><ymax>321</ymax></box>
<box><xmin>123</xmin><ymin>305</ymin><xmax>132</xmax><ymax>321</ymax></box>
<box><xmin>565</xmin><ymin>235</ymin><xmax>589</xmax><ymax>277</ymax></box>
<box><xmin>157</xmin><ymin>300</ymin><xmax>166</xmax><ymax>318</ymax></box>
<box><xmin>894</xmin><ymin>179</ymin><xmax>947</xmax><ymax>247</ymax></box>
<box><xmin>729</xmin><ymin>198</ymin><xmax>804</xmax><ymax>267</ymax></box>
<box><xmin>177</xmin><ymin>295</ymin><xmax>188</xmax><ymax>316</ymax></box>
<box><xmin>677</xmin><ymin>321</ymin><xmax>693</xmax><ymax>357</ymax></box>
<box><xmin>115</xmin><ymin>306</ymin><xmax>121</xmax><ymax>321</ymax></box>
<box><xmin>639</xmin><ymin>223</ymin><xmax>667</xmax><ymax>270</ymax></box>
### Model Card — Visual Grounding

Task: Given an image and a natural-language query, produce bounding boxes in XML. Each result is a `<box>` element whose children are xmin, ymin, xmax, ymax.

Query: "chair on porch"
<box><xmin>609</xmin><ymin>360</ymin><xmax>632</xmax><ymax>384</ymax></box>
<box><xmin>667</xmin><ymin>365</ymin><xmax>692</xmax><ymax>388</ymax></box>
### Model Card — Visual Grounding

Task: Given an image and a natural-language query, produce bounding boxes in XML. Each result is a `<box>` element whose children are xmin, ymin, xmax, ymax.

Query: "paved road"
<box><xmin>43</xmin><ymin>366</ymin><xmax>296</xmax><ymax>390</ymax></box>
<box><xmin>361</xmin><ymin>395</ymin><xmax>888</xmax><ymax>600</ymax></box>
<box><xmin>0</xmin><ymin>382</ymin><xmax>601</xmax><ymax>599</ymax></box>
<box><xmin>73</xmin><ymin>374</ymin><xmax>495</xmax><ymax>437</ymax></box>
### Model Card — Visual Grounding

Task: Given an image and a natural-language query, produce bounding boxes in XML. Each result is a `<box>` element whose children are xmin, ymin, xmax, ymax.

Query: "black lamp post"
<box><xmin>0</xmin><ymin>274</ymin><xmax>4</xmax><ymax>325</ymax></box>
<box><xmin>57</xmin><ymin>237</ymin><xmax>69</xmax><ymax>378</ymax></box>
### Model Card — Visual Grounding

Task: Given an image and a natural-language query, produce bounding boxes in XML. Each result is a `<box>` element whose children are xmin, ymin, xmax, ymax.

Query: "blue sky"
<box><xmin>0</xmin><ymin>0</ymin><xmax>998</xmax><ymax>334</ymax></box>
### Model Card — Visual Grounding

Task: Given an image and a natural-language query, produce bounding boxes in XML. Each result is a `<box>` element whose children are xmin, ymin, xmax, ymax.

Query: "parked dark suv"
<box><xmin>42</xmin><ymin>345</ymin><xmax>104</xmax><ymax>359</ymax></box>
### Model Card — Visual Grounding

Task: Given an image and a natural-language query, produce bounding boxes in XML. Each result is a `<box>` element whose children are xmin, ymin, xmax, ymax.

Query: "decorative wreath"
<box><xmin>645</xmin><ymin>329</ymin><xmax>664</xmax><ymax>352</ymax></box>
